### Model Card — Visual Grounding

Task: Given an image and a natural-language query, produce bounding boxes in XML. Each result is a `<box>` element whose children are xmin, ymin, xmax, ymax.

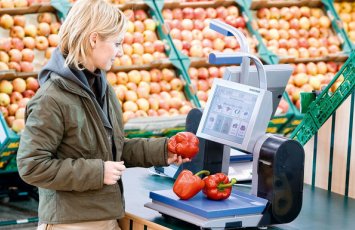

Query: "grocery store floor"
<box><xmin>0</xmin><ymin>197</ymin><xmax>38</xmax><ymax>230</ymax></box>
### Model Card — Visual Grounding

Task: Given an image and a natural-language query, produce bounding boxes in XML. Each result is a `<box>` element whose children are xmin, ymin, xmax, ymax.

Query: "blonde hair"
<box><xmin>58</xmin><ymin>0</ymin><xmax>127</xmax><ymax>69</ymax></box>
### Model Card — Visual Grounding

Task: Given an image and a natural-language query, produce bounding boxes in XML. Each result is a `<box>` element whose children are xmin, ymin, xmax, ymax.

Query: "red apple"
<box><xmin>48</xmin><ymin>34</ymin><xmax>59</xmax><ymax>47</ymax></box>
<box><xmin>216</xmin><ymin>6</ymin><xmax>228</xmax><ymax>19</ymax></box>
<box><xmin>0</xmin><ymin>14</ymin><xmax>14</xmax><ymax>29</ymax></box>
<box><xmin>14</xmin><ymin>0</ymin><xmax>28</xmax><ymax>7</ymax></box>
<box><xmin>0</xmin><ymin>62</ymin><xmax>9</xmax><ymax>70</ymax></box>
<box><xmin>50</xmin><ymin>22</ymin><xmax>61</xmax><ymax>34</ymax></box>
<box><xmin>0</xmin><ymin>38</ymin><xmax>12</xmax><ymax>52</ymax></box>
<box><xmin>194</xmin><ymin>8</ymin><xmax>206</xmax><ymax>20</ymax></box>
<box><xmin>0</xmin><ymin>51</ymin><xmax>9</xmax><ymax>63</ymax></box>
<box><xmin>20</xmin><ymin>61</ymin><xmax>34</xmax><ymax>72</ymax></box>
<box><xmin>106</xmin><ymin>72</ymin><xmax>117</xmax><ymax>85</ymax></box>
<box><xmin>21</xmin><ymin>48</ymin><xmax>34</xmax><ymax>62</ymax></box>
<box><xmin>37</xmin><ymin>22</ymin><xmax>51</xmax><ymax>36</ymax></box>
<box><xmin>22</xmin><ymin>89</ymin><xmax>35</xmax><ymax>98</ymax></box>
<box><xmin>11</xmin><ymin>38</ymin><xmax>24</xmax><ymax>50</ymax></box>
<box><xmin>15</xmin><ymin>107</ymin><xmax>25</xmax><ymax>119</ymax></box>
<box><xmin>170</xmin><ymin>78</ymin><xmax>183</xmax><ymax>91</ymax></box>
<box><xmin>45</xmin><ymin>47</ymin><xmax>55</xmax><ymax>59</ymax></box>
<box><xmin>198</xmin><ymin>80</ymin><xmax>209</xmax><ymax>91</ymax></box>
<box><xmin>13</xmin><ymin>15</ymin><xmax>26</xmax><ymax>27</ymax></box>
<box><xmin>37</xmin><ymin>13</ymin><xmax>52</xmax><ymax>24</ymax></box>
<box><xmin>8</xmin><ymin>62</ymin><xmax>21</xmax><ymax>72</ymax></box>
<box><xmin>0</xmin><ymin>93</ymin><xmax>11</xmax><ymax>106</ymax></box>
<box><xmin>181</xmin><ymin>19</ymin><xmax>194</xmax><ymax>30</ymax></box>
<box><xmin>10</xmin><ymin>26</ymin><xmax>25</xmax><ymax>39</ymax></box>
<box><xmin>12</xmin><ymin>78</ymin><xmax>27</xmax><ymax>93</ymax></box>
<box><xmin>7</xmin><ymin>103</ymin><xmax>19</xmax><ymax>116</ymax></box>
<box><xmin>12</xmin><ymin>118</ymin><xmax>25</xmax><ymax>133</ymax></box>
<box><xmin>35</xmin><ymin>36</ymin><xmax>49</xmax><ymax>50</ymax></box>
<box><xmin>9</xmin><ymin>49</ymin><xmax>22</xmax><ymax>62</ymax></box>
<box><xmin>6</xmin><ymin>116</ymin><xmax>15</xmax><ymax>127</ymax></box>
<box><xmin>134</xmin><ymin>10</ymin><xmax>147</xmax><ymax>21</ymax></box>
<box><xmin>133</xmin><ymin>32</ymin><xmax>144</xmax><ymax>43</ymax></box>
<box><xmin>10</xmin><ymin>91</ymin><xmax>23</xmax><ymax>104</ymax></box>
<box><xmin>24</xmin><ymin>24</ymin><xmax>37</xmax><ymax>37</ymax></box>
<box><xmin>182</xmin><ymin>7</ymin><xmax>194</xmax><ymax>19</ymax></box>
<box><xmin>25</xmin><ymin>77</ymin><xmax>39</xmax><ymax>91</ymax></box>
<box><xmin>150</xmin><ymin>69</ymin><xmax>162</xmax><ymax>82</ymax></box>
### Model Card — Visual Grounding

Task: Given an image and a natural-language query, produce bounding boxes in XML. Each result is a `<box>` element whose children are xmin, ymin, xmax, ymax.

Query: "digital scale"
<box><xmin>146</xmin><ymin>20</ymin><xmax>305</xmax><ymax>229</ymax></box>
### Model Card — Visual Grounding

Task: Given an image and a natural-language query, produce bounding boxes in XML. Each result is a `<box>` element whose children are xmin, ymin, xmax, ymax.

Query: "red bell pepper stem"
<box><xmin>195</xmin><ymin>170</ymin><xmax>210</xmax><ymax>177</ymax></box>
<box><xmin>217</xmin><ymin>178</ymin><xmax>237</xmax><ymax>190</ymax></box>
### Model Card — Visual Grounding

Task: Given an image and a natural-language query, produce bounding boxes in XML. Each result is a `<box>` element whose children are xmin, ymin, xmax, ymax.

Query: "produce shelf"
<box><xmin>242</xmin><ymin>0</ymin><xmax>352</xmax><ymax>64</ymax></box>
<box><xmin>154</xmin><ymin>0</ymin><xmax>258</xmax><ymax>63</ymax></box>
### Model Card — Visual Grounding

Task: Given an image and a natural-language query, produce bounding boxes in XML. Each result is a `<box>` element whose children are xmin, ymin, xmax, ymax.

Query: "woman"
<box><xmin>16</xmin><ymin>0</ymin><xmax>194</xmax><ymax>229</ymax></box>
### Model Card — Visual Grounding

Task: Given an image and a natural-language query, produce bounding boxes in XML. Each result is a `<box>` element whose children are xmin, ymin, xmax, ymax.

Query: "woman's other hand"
<box><xmin>103</xmin><ymin>161</ymin><xmax>126</xmax><ymax>185</ymax></box>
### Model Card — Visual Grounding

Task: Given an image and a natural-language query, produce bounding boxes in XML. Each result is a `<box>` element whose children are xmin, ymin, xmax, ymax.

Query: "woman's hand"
<box><xmin>167</xmin><ymin>151</ymin><xmax>191</xmax><ymax>165</ymax></box>
<box><xmin>103</xmin><ymin>161</ymin><xmax>126</xmax><ymax>185</ymax></box>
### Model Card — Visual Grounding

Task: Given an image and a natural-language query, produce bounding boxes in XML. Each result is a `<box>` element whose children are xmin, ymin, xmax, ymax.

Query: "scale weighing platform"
<box><xmin>146</xmin><ymin>189</ymin><xmax>268</xmax><ymax>229</ymax></box>
<box><xmin>146</xmin><ymin>20</ymin><xmax>304</xmax><ymax>229</ymax></box>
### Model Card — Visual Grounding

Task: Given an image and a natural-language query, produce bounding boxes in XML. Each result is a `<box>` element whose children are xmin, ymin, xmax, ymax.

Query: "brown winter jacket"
<box><xmin>16</xmin><ymin>73</ymin><xmax>169</xmax><ymax>224</ymax></box>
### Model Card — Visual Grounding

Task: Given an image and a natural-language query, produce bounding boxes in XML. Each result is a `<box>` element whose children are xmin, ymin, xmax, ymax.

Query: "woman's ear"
<box><xmin>89</xmin><ymin>32</ymin><xmax>98</xmax><ymax>49</ymax></box>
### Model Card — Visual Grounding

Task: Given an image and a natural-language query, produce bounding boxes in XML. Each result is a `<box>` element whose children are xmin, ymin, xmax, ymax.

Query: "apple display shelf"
<box><xmin>146</xmin><ymin>20</ymin><xmax>305</xmax><ymax>229</ymax></box>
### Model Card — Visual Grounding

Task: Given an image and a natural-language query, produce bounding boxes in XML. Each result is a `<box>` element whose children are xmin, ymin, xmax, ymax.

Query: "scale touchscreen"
<box><xmin>202</xmin><ymin>85</ymin><xmax>257</xmax><ymax>144</ymax></box>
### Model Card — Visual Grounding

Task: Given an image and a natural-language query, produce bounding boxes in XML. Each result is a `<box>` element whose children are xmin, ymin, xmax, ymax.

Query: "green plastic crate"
<box><xmin>291</xmin><ymin>51</ymin><xmax>355</xmax><ymax>145</ymax></box>
<box><xmin>0</xmin><ymin>114</ymin><xmax>20</xmax><ymax>173</ymax></box>
<box><xmin>50</xmin><ymin>0</ymin><xmax>72</xmax><ymax>20</ymax></box>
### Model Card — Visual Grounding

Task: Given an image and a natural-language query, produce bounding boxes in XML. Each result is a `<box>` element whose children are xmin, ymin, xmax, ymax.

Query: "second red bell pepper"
<box><xmin>168</xmin><ymin>132</ymin><xmax>199</xmax><ymax>159</ymax></box>
<box><xmin>203</xmin><ymin>173</ymin><xmax>237</xmax><ymax>200</ymax></box>
<box><xmin>173</xmin><ymin>169</ymin><xmax>210</xmax><ymax>200</ymax></box>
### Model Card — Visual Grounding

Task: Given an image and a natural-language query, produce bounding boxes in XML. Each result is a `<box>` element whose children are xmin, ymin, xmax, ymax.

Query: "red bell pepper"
<box><xmin>173</xmin><ymin>169</ymin><xmax>210</xmax><ymax>200</ymax></box>
<box><xmin>168</xmin><ymin>132</ymin><xmax>199</xmax><ymax>159</ymax></box>
<box><xmin>203</xmin><ymin>173</ymin><xmax>237</xmax><ymax>200</ymax></box>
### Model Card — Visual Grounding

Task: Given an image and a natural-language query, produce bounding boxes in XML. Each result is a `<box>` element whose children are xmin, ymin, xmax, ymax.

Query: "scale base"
<box><xmin>145</xmin><ymin>201</ymin><xmax>264</xmax><ymax>229</ymax></box>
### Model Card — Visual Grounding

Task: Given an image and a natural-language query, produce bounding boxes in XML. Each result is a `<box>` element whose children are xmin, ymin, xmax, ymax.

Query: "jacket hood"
<box><xmin>38</xmin><ymin>48</ymin><xmax>107</xmax><ymax>100</ymax></box>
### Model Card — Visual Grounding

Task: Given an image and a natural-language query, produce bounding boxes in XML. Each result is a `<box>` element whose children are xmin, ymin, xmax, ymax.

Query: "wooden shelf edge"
<box><xmin>279</xmin><ymin>53</ymin><xmax>349</xmax><ymax>64</ymax></box>
<box><xmin>163</xmin><ymin>0</ymin><xmax>236</xmax><ymax>9</ymax></box>
<box><xmin>0</xmin><ymin>71</ymin><xmax>38</xmax><ymax>81</ymax></box>
<box><xmin>0</xmin><ymin>3</ymin><xmax>55</xmax><ymax>15</ymax></box>
<box><xmin>110</xmin><ymin>59</ymin><xmax>173</xmax><ymax>72</ymax></box>
<box><xmin>250</xmin><ymin>0</ymin><xmax>323</xmax><ymax>10</ymax></box>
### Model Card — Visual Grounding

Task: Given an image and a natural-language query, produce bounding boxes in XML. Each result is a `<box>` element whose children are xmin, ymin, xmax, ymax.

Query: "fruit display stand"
<box><xmin>110</xmin><ymin>2</ymin><xmax>201</xmax><ymax>136</ymax></box>
<box><xmin>154</xmin><ymin>0</ymin><xmax>258</xmax><ymax>66</ymax></box>
<box><xmin>242</xmin><ymin>0</ymin><xmax>352</xmax><ymax>64</ymax></box>
<box><xmin>152</xmin><ymin>0</ymin><xmax>298</xmax><ymax>134</ymax></box>
<box><xmin>278</xmin><ymin>60</ymin><xmax>346</xmax><ymax>134</ymax></box>
<box><xmin>290</xmin><ymin>50</ymin><xmax>355</xmax><ymax>198</ymax></box>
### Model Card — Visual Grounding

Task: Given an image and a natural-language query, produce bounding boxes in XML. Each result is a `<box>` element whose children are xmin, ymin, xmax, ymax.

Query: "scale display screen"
<box><xmin>201</xmin><ymin>86</ymin><xmax>257</xmax><ymax>144</ymax></box>
<box><xmin>197</xmin><ymin>78</ymin><xmax>272</xmax><ymax>153</ymax></box>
